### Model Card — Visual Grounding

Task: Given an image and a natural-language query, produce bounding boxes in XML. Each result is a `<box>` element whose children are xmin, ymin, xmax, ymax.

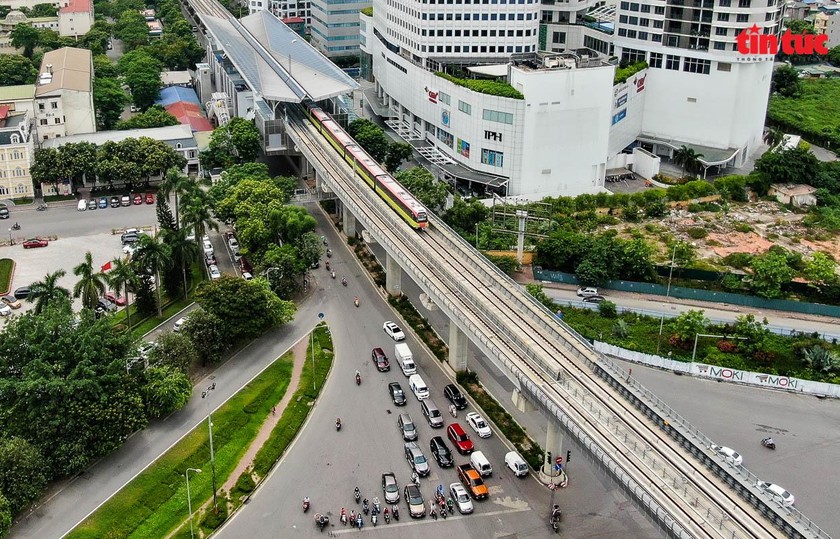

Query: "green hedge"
<box><xmin>614</xmin><ymin>61</ymin><xmax>647</xmax><ymax>85</ymax></box>
<box><xmin>360</xmin><ymin>6</ymin><xmax>372</xmax><ymax>15</ymax></box>
<box><xmin>435</xmin><ymin>72</ymin><xmax>524</xmax><ymax>100</ymax></box>
<box><xmin>388</xmin><ymin>295</ymin><xmax>448</xmax><ymax>361</ymax></box>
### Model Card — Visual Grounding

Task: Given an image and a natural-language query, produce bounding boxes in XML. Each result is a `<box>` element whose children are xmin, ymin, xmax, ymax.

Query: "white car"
<box><xmin>228</xmin><ymin>237</ymin><xmax>240</xmax><ymax>251</ymax></box>
<box><xmin>123</xmin><ymin>243</ymin><xmax>138</xmax><ymax>256</ymax></box>
<box><xmin>449</xmin><ymin>483</ymin><xmax>473</xmax><ymax>514</ymax></box>
<box><xmin>383</xmin><ymin>321</ymin><xmax>406</xmax><ymax>341</ymax></box>
<box><xmin>173</xmin><ymin>317</ymin><xmax>188</xmax><ymax>332</ymax></box>
<box><xmin>755</xmin><ymin>481</ymin><xmax>794</xmax><ymax>507</ymax></box>
<box><xmin>242</xmin><ymin>272</ymin><xmax>253</xmax><ymax>280</ymax></box>
<box><xmin>576</xmin><ymin>287</ymin><xmax>599</xmax><ymax>297</ymax></box>
<box><xmin>202</xmin><ymin>240</ymin><xmax>214</xmax><ymax>256</ymax></box>
<box><xmin>466</xmin><ymin>411</ymin><xmax>492</xmax><ymax>438</ymax></box>
<box><xmin>0</xmin><ymin>304</ymin><xmax>11</xmax><ymax>317</ymax></box>
<box><xmin>209</xmin><ymin>265</ymin><xmax>221</xmax><ymax>280</ymax></box>
<box><xmin>710</xmin><ymin>445</ymin><xmax>743</xmax><ymax>466</ymax></box>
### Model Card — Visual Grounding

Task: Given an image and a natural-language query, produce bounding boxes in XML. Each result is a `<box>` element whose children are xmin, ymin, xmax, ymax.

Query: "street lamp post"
<box><xmin>185</xmin><ymin>467</ymin><xmax>202</xmax><ymax>539</ymax></box>
<box><xmin>656</xmin><ymin>242</ymin><xmax>679</xmax><ymax>354</ymax></box>
<box><xmin>201</xmin><ymin>383</ymin><xmax>218</xmax><ymax>510</ymax></box>
<box><xmin>313</xmin><ymin>312</ymin><xmax>325</xmax><ymax>391</ymax></box>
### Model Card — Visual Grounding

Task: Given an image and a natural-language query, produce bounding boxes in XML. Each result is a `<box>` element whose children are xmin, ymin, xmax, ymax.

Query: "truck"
<box><xmin>395</xmin><ymin>343</ymin><xmax>416</xmax><ymax>376</ymax></box>
<box><xmin>457</xmin><ymin>463</ymin><xmax>488</xmax><ymax>500</ymax></box>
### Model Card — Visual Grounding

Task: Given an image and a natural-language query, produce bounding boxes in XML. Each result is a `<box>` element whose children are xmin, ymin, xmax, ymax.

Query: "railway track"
<box><xmin>284</xmin><ymin>105</ymin><xmax>785</xmax><ymax>538</ymax></box>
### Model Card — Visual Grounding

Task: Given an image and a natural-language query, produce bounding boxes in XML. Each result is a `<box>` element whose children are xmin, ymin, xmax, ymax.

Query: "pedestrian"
<box><xmin>272</xmin><ymin>406</ymin><xmax>276</xmax><ymax>415</ymax></box>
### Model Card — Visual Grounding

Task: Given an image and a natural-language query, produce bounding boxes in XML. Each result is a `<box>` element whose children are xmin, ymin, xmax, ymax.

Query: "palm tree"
<box><xmin>181</xmin><ymin>188</ymin><xmax>218</xmax><ymax>242</ymax></box>
<box><xmin>160</xmin><ymin>168</ymin><xmax>196</xmax><ymax>227</ymax></box>
<box><xmin>106</xmin><ymin>257</ymin><xmax>139</xmax><ymax>328</ymax></box>
<box><xmin>28</xmin><ymin>269</ymin><xmax>70</xmax><ymax>314</ymax></box>
<box><xmin>72</xmin><ymin>252</ymin><xmax>107</xmax><ymax>310</ymax></box>
<box><xmin>672</xmin><ymin>145</ymin><xmax>705</xmax><ymax>178</ymax></box>
<box><xmin>161</xmin><ymin>227</ymin><xmax>201</xmax><ymax>300</ymax></box>
<box><xmin>763</xmin><ymin>128</ymin><xmax>784</xmax><ymax>150</ymax></box>
<box><xmin>135</xmin><ymin>235</ymin><xmax>172</xmax><ymax>317</ymax></box>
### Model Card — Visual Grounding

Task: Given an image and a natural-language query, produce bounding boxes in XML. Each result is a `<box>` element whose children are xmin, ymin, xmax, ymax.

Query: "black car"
<box><xmin>582</xmin><ymin>295</ymin><xmax>606</xmax><ymax>304</ymax></box>
<box><xmin>97</xmin><ymin>297</ymin><xmax>117</xmax><ymax>312</ymax></box>
<box><xmin>444</xmin><ymin>384</ymin><xmax>467</xmax><ymax>410</ymax></box>
<box><xmin>0</xmin><ymin>206</ymin><xmax>9</xmax><ymax>219</ymax></box>
<box><xmin>429</xmin><ymin>436</ymin><xmax>454</xmax><ymax>467</ymax></box>
<box><xmin>110</xmin><ymin>196</ymin><xmax>120</xmax><ymax>208</ymax></box>
<box><xmin>13</xmin><ymin>286</ymin><xmax>30</xmax><ymax>299</ymax></box>
<box><xmin>372</xmin><ymin>347</ymin><xmax>390</xmax><ymax>372</ymax></box>
<box><xmin>388</xmin><ymin>382</ymin><xmax>407</xmax><ymax>406</ymax></box>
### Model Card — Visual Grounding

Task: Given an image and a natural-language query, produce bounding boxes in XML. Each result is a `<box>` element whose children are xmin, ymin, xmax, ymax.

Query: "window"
<box><xmin>683</xmin><ymin>57</ymin><xmax>711</xmax><ymax>74</ymax></box>
<box><xmin>736</xmin><ymin>13</ymin><xmax>748</xmax><ymax>22</ymax></box>
<box><xmin>649</xmin><ymin>52</ymin><xmax>663</xmax><ymax>68</ymax></box>
<box><xmin>738</xmin><ymin>0</ymin><xmax>750</xmax><ymax>6</ymax></box>
<box><xmin>666</xmin><ymin>55</ymin><xmax>680</xmax><ymax>70</ymax></box>
<box><xmin>10</xmin><ymin>135</ymin><xmax>19</xmax><ymax>144</ymax></box>
<box><xmin>439</xmin><ymin>92</ymin><xmax>451</xmax><ymax>105</ymax></box>
<box><xmin>482</xmin><ymin>109</ymin><xmax>513</xmax><ymax>124</ymax></box>
<box><xmin>719</xmin><ymin>0</ymin><xmax>730</xmax><ymax>5</ymax></box>
<box><xmin>38</xmin><ymin>103</ymin><xmax>45</xmax><ymax>111</ymax></box>
<box><xmin>458</xmin><ymin>100</ymin><xmax>471</xmax><ymax>115</ymax></box>
<box><xmin>717</xmin><ymin>12</ymin><xmax>729</xmax><ymax>21</ymax></box>
<box><xmin>715</xmin><ymin>27</ymin><xmax>727</xmax><ymax>35</ymax></box>
<box><xmin>553</xmin><ymin>31</ymin><xmax>566</xmax><ymax>43</ymax></box>
<box><xmin>717</xmin><ymin>61</ymin><xmax>731</xmax><ymax>71</ymax></box>
<box><xmin>50</xmin><ymin>102</ymin><xmax>58</xmax><ymax>109</ymax></box>
<box><xmin>654</xmin><ymin>5</ymin><xmax>664</xmax><ymax>14</ymax></box>
<box><xmin>714</xmin><ymin>41</ymin><xmax>726</xmax><ymax>50</ymax></box>
<box><xmin>481</xmin><ymin>148</ymin><xmax>504</xmax><ymax>167</ymax></box>
<box><xmin>621</xmin><ymin>47</ymin><xmax>645</xmax><ymax>63</ymax></box>
<box><xmin>640</xmin><ymin>4</ymin><xmax>650</xmax><ymax>12</ymax></box>
<box><xmin>437</xmin><ymin>127</ymin><xmax>454</xmax><ymax>148</ymax></box>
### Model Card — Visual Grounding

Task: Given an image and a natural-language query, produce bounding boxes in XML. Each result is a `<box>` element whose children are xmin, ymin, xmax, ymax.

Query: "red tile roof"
<box><xmin>60</xmin><ymin>0</ymin><xmax>91</xmax><ymax>14</ymax></box>
<box><xmin>164</xmin><ymin>102</ymin><xmax>214</xmax><ymax>132</ymax></box>
<box><xmin>282</xmin><ymin>17</ymin><xmax>305</xmax><ymax>23</ymax></box>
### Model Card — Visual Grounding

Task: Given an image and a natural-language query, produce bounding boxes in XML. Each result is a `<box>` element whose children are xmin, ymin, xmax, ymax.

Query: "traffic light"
<box><xmin>566</xmin><ymin>450</ymin><xmax>572</xmax><ymax>463</ymax></box>
<box><xmin>546</xmin><ymin>451</ymin><xmax>552</xmax><ymax>465</ymax></box>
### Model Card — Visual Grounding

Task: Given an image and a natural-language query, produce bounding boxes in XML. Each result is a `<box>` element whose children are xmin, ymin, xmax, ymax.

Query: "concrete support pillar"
<box><xmin>385</xmin><ymin>252</ymin><xmax>402</xmax><ymax>296</ymax></box>
<box><xmin>512</xmin><ymin>388</ymin><xmax>536</xmax><ymax>413</ymax></box>
<box><xmin>541</xmin><ymin>421</ymin><xmax>565</xmax><ymax>476</ymax></box>
<box><xmin>448</xmin><ymin>323</ymin><xmax>468</xmax><ymax>372</ymax></box>
<box><xmin>342</xmin><ymin>204</ymin><xmax>356</xmax><ymax>238</ymax></box>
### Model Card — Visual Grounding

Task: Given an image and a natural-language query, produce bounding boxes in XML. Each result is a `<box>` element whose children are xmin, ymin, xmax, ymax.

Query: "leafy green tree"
<box><xmin>180</xmin><ymin>188</ymin><xmax>218</xmax><ymax>243</ymax></box>
<box><xmin>149</xmin><ymin>332</ymin><xmax>197</xmax><ymax>373</ymax></box>
<box><xmin>444</xmin><ymin>196</ymin><xmax>489</xmax><ymax>234</ymax></box>
<box><xmin>28</xmin><ymin>3</ymin><xmax>57</xmax><ymax>16</ymax></box>
<box><xmin>0</xmin><ymin>436</ymin><xmax>47</xmax><ymax>514</ymax></box>
<box><xmin>214</xmin><ymin>177</ymin><xmax>286</xmax><ymax>223</ymax></box>
<box><xmin>598</xmin><ymin>300</ymin><xmax>618</xmax><ymax>319</ymax></box>
<box><xmin>59</xmin><ymin>142</ymin><xmax>97</xmax><ymax>189</ymax></box>
<box><xmin>754</xmin><ymin>146</ymin><xmax>821</xmax><ymax>187</ymax></box>
<box><xmin>619</xmin><ymin>237</ymin><xmax>656</xmax><ymax>282</ymax></box>
<box><xmin>268</xmin><ymin>205</ymin><xmax>317</xmax><ymax>245</ymax></box>
<box><xmin>80</xmin><ymin>28</ymin><xmax>109</xmax><ymax>55</ymax></box>
<box><xmin>120</xmin><ymin>50</ymin><xmax>162</xmax><ymax>109</ymax></box>
<box><xmin>672</xmin><ymin>145</ymin><xmax>704</xmax><ymax>177</ymax></box>
<box><xmin>534</xmin><ymin>228</ymin><xmax>587</xmax><ymax>272</ymax></box>
<box><xmin>142</xmin><ymin>365</ymin><xmax>192</xmax><ymax>418</ymax></box>
<box><xmin>27</xmin><ymin>269</ymin><xmax>70</xmax><ymax>314</ymax></box>
<box><xmin>384</xmin><ymin>141</ymin><xmax>413</xmax><ymax>173</ymax></box>
<box><xmin>0</xmin><ymin>300</ymin><xmax>146</xmax><ymax>476</ymax></box>
<box><xmin>201</xmin><ymin>117</ymin><xmax>262</xmax><ymax>168</ymax></box>
<box><xmin>161</xmin><ymin>226</ymin><xmax>200</xmax><ymax>299</ymax></box>
<box><xmin>93</xmin><ymin>77</ymin><xmax>130</xmax><ymax>130</ymax></box>
<box><xmin>114</xmin><ymin>9</ymin><xmax>149</xmax><ymax>50</ymax></box>
<box><xmin>671</xmin><ymin>240</ymin><xmax>696</xmax><ymax>268</ymax></box>
<box><xmin>0</xmin><ymin>493</ymin><xmax>11</xmax><ymax>537</ymax></box>
<box><xmin>771</xmin><ymin>65</ymin><xmax>802</xmax><ymax>97</ymax></box>
<box><xmin>394</xmin><ymin>167</ymin><xmax>449</xmax><ymax>212</ymax></box>
<box><xmin>156</xmin><ymin>193</ymin><xmax>177</xmax><ymax>231</ymax></box>
<box><xmin>208</xmin><ymin>162</ymin><xmax>272</xmax><ymax>204</ymax></box>
<box><xmin>297</xmin><ymin>231</ymin><xmax>324</xmax><ymax>270</ymax></box>
<box><xmin>133</xmin><ymin>273</ymin><xmax>157</xmax><ymax>316</ymax></box>
<box><xmin>749</xmin><ymin>249</ymin><xmax>795</xmax><ymax>298</ymax></box>
<box><xmin>30</xmin><ymin>147</ymin><xmax>64</xmax><ymax>191</ymax></box>
<box><xmin>829</xmin><ymin>44</ymin><xmax>840</xmax><ymax>68</ymax></box>
<box><xmin>116</xmin><ymin>105</ymin><xmax>179</xmax><ymax>130</ymax></box>
<box><xmin>669</xmin><ymin>309</ymin><xmax>709</xmax><ymax>344</ymax></box>
<box><xmin>524</xmin><ymin>283</ymin><xmax>558</xmax><ymax>311</ymax></box>
<box><xmin>72</xmin><ymin>252</ymin><xmax>107</xmax><ymax>310</ymax></box>
<box><xmin>484</xmin><ymin>253</ymin><xmax>519</xmax><ymax>275</ymax></box>
<box><xmin>181</xmin><ymin>309</ymin><xmax>228</xmax><ymax>364</ymax></box>
<box><xmin>262</xmin><ymin>244</ymin><xmax>303</xmax><ymax>298</ymax></box>
<box><xmin>10</xmin><ymin>24</ymin><xmax>39</xmax><ymax>57</ymax></box>
<box><xmin>0</xmin><ymin>54</ymin><xmax>37</xmax><ymax>85</ymax></box>
<box><xmin>147</xmin><ymin>34</ymin><xmax>203</xmax><ymax>70</ymax></box>
<box><xmin>347</xmin><ymin>118</ymin><xmax>389</xmax><ymax>162</ymax></box>
<box><xmin>194</xmin><ymin>275</ymin><xmax>296</xmax><ymax>341</ymax></box>
<box><xmin>93</xmin><ymin>54</ymin><xmax>120</xmax><ymax>78</ymax></box>
<box><xmin>763</xmin><ymin>127</ymin><xmax>784</xmax><ymax>149</ymax></box>
<box><xmin>105</xmin><ymin>257</ymin><xmax>139</xmax><ymax>328</ymax></box>
<box><xmin>134</xmin><ymin>235</ymin><xmax>172</xmax><ymax>316</ymax></box>
<box><xmin>803</xmin><ymin>252</ymin><xmax>837</xmax><ymax>291</ymax></box>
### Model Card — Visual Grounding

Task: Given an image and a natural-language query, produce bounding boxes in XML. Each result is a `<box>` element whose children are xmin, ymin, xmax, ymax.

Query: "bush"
<box><xmin>231</xmin><ymin>472</ymin><xmax>256</xmax><ymax>501</ymax></box>
<box><xmin>734</xmin><ymin>222</ymin><xmax>753</xmax><ymax>233</ymax></box>
<box><xmin>598</xmin><ymin>300</ymin><xmax>618</xmax><ymax>318</ymax></box>
<box><xmin>687</xmin><ymin>227</ymin><xmax>708</xmax><ymax>239</ymax></box>
<box><xmin>200</xmin><ymin>498</ymin><xmax>229</xmax><ymax>531</ymax></box>
<box><xmin>614</xmin><ymin>62</ymin><xmax>647</xmax><ymax>85</ymax></box>
<box><xmin>435</xmin><ymin>72</ymin><xmax>524</xmax><ymax>99</ymax></box>
<box><xmin>722</xmin><ymin>252</ymin><xmax>753</xmax><ymax>269</ymax></box>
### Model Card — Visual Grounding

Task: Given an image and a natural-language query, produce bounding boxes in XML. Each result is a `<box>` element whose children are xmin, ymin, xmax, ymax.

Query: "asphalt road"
<box><xmin>216</xmin><ymin>211</ymin><xmax>661</xmax><ymax>539</ymax></box>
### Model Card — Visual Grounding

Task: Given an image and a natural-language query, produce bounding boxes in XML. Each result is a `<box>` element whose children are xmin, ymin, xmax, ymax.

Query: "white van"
<box><xmin>504</xmin><ymin>451</ymin><xmax>528</xmax><ymax>477</ymax></box>
<box><xmin>77</xmin><ymin>199</ymin><xmax>87</xmax><ymax>211</ymax></box>
<box><xmin>408</xmin><ymin>374</ymin><xmax>429</xmax><ymax>400</ymax></box>
<box><xmin>395</xmin><ymin>343</ymin><xmax>416</xmax><ymax>376</ymax></box>
<box><xmin>470</xmin><ymin>450</ymin><xmax>492</xmax><ymax>477</ymax></box>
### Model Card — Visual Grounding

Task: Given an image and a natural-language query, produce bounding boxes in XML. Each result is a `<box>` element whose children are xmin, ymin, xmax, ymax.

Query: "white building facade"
<box><xmin>309</xmin><ymin>0</ymin><xmax>367</xmax><ymax>58</ymax></box>
<box><xmin>34</xmin><ymin>47</ymin><xmax>96</xmax><ymax>142</ymax></box>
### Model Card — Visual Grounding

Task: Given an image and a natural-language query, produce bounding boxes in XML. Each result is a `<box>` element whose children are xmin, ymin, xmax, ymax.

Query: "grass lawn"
<box><xmin>67</xmin><ymin>350</ymin><xmax>296</xmax><ymax>539</ymax></box>
<box><xmin>0</xmin><ymin>258</ymin><xmax>13</xmax><ymax>294</ymax></box>
<box><xmin>767</xmin><ymin>79</ymin><xmax>840</xmax><ymax>147</ymax></box>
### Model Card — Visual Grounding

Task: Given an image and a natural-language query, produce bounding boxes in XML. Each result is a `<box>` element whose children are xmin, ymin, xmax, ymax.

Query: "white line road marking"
<box><xmin>330</xmin><ymin>506</ymin><xmax>532</xmax><ymax>534</ymax></box>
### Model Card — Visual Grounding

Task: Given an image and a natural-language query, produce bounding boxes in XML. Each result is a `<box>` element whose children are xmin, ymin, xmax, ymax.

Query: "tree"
<box><xmin>161</xmin><ymin>226</ymin><xmax>200</xmax><ymax>299</ymax></box>
<box><xmin>763</xmin><ymin>127</ymin><xmax>784</xmax><ymax>149</ymax></box>
<box><xmin>672</xmin><ymin>145</ymin><xmax>704</xmax><ymax>177</ymax></box>
<box><xmin>803</xmin><ymin>251</ymin><xmax>837</xmax><ymax>291</ymax></box>
<box><xmin>134</xmin><ymin>274</ymin><xmax>157</xmax><ymax>316</ymax></box>
<box><xmin>749</xmin><ymin>249</ymin><xmax>795</xmax><ymax>299</ymax></box>
<box><xmin>159</xmin><ymin>167</ymin><xmax>194</xmax><ymax>227</ymax></box>
<box><xmin>181</xmin><ymin>309</ymin><xmax>228</xmax><ymax>364</ymax></box>
<box><xmin>828</xmin><ymin>44</ymin><xmax>840</xmax><ymax>68</ymax></box>
<box><xmin>771</xmin><ymin>65</ymin><xmax>802</xmax><ymax>98</ymax></box>
<box><xmin>444</xmin><ymin>196</ymin><xmax>489</xmax><ymax>234</ymax></box>
<box><xmin>156</xmin><ymin>193</ymin><xmax>177</xmax><ymax>232</ymax></box>
<box><xmin>105</xmin><ymin>257</ymin><xmax>139</xmax><ymax>328</ymax></box>
<box><xmin>598</xmin><ymin>300</ymin><xmax>618</xmax><ymax>319</ymax></box>
<box><xmin>524</xmin><ymin>283</ymin><xmax>558</xmax><ymax>311</ymax></box>
<box><xmin>134</xmin><ymin>235</ymin><xmax>172</xmax><ymax>316</ymax></box>
<box><xmin>79</xmin><ymin>28</ymin><xmax>109</xmax><ymax>55</ymax></box>
<box><xmin>142</xmin><ymin>365</ymin><xmax>192</xmax><ymax>418</ymax></box>
<box><xmin>754</xmin><ymin>146</ymin><xmax>821</xmax><ymax>187</ymax></box>
<box><xmin>114</xmin><ymin>10</ymin><xmax>149</xmax><ymax>50</ymax></box>
<box><xmin>669</xmin><ymin>309</ymin><xmax>709</xmax><ymax>344</ymax></box>
<box><xmin>534</xmin><ymin>228</ymin><xmax>587</xmax><ymax>272</ymax></box>
<box><xmin>72</xmin><ymin>252</ymin><xmax>107</xmax><ymax>310</ymax></box>
<box><xmin>347</xmin><ymin>118</ymin><xmax>389</xmax><ymax>162</ymax></box>
<box><xmin>120</xmin><ymin>50</ymin><xmax>162</xmax><ymax>109</ymax></box>
<box><xmin>149</xmin><ymin>332</ymin><xmax>198</xmax><ymax>373</ymax></box>
<box><xmin>267</xmin><ymin>205</ymin><xmax>316</xmax><ymax>245</ymax></box>
<box><xmin>180</xmin><ymin>188</ymin><xmax>218</xmax><ymax>243</ymax></box>
<box><xmin>394</xmin><ymin>167</ymin><xmax>450</xmax><ymax>212</ymax></box>
<box><xmin>27</xmin><ymin>269</ymin><xmax>70</xmax><ymax>314</ymax></box>
<box><xmin>194</xmin><ymin>276</ymin><xmax>296</xmax><ymax>341</ymax></box>
<box><xmin>619</xmin><ymin>237</ymin><xmax>657</xmax><ymax>282</ymax></box>
<box><xmin>0</xmin><ymin>299</ymin><xmax>146</xmax><ymax>476</ymax></box>
<box><xmin>115</xmin><ymin>105</ymin><xmax>179</xmax><ymax>130</ymax></box>
<box><xmin>297</xmin><ymin>232</ymin><xmax>324</xmax><ymax>271</ymax></box>
<box><xmin>93</xmin><ymin>77</ymin><xmax>130</xmax><ymax>130</ymax></box>
<box><xmin>10</xmin><ymin>24</ymin><xmax>39</xmax><ymax>57</ymax></box>
<box><xmin>262</xmin><ymin>243</ymin><xmax>304</xmax><ymax>298</ymax></box>
<box><xmin>484</xmin><ymin>253</ymin><xmax>519</xmax><ymax>275</ymax></box>
<box><xmin>0</xmin><ymin>436</ymin><xmax>47</xmax><ymax>514</ymax></box>
<box><xmin>202</xmin><ymin>117</ymin><xmax>262</xmax><ymax>168</ymax></box>
<box><xmin>0</xmin><ymin>54</ymin><xmax>37</xmax><ymax>85</ymax></box>
<box><xmin>0</xmin><ymin>493</ymin><xmax>11</xmax><ymax>538</ymax></box>
<box><xmin>384</xmin><ymin>141</ymin><xmax>414</xmax><ymax>173</ymax></box>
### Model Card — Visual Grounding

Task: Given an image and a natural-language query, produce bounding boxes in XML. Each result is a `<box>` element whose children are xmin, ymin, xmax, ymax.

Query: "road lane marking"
<box><xmin>329</xmin><ymin>506</ymin><xmax>532</xmax><ymax>534</ymax></box>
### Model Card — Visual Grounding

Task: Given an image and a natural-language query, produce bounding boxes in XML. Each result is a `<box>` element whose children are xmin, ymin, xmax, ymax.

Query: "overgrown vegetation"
<box><xmin>0</xmin><ymin>259</ymin><xmax>12</xmax><ymax>294</ymax></box>
<box><xmin>614</xmin><ymin>61</ymin><xmax>647</xmax><ymax>85</ymax></box>
<box><xmin>435</xmin><ymin>72</ymin><xmax>525</xmax><ymax>100</ymax></box>
<box><xmin>767</xmin><ymin>78</ymin><xmax>840</xmax><ymax>150</ymax></box>
<box><xmin>388</xmin><ymin>295</ymin><xmax>448</xmax><ymax>362</ymax></box>
<box><xmin>360</xmin><ymin>6</ymin><xmax>372</xmax><ymax>15</ymax></box>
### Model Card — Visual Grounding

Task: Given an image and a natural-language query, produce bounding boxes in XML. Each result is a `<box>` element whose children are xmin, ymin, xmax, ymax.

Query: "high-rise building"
<box><xmin>309</xmin><ymin>0</ymin><xmax>367</xmax><ymax>58</ymax></box>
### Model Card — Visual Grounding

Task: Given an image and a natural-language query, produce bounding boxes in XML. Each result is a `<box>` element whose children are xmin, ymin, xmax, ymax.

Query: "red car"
<box><xmin>133</xmin><ymin>194</ymin><xmax>143</xmax><ymax>205</ymax></box>
<box><xmin>22</xmin><ymin>238</ymin><xmax>48</xmax><ymax>249</ymax></box>
<box><xmin>105</xmin><ymin>292</ymin><xmax>127</xmax><ymax>306</ymax></box>
<box><xmin>145</xmin><ymin>193</ymin><xmax>155</xmax><ymax>204</ymax></box>
<box><xmin>447</xmin><ymin>423</ymin><xmax>474</xmax><ymax>455</ymax></box>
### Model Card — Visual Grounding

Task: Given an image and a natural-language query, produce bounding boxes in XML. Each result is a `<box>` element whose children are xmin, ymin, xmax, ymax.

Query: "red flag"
<box><xmin>100</xmin><ymin>261</ymin><xmax>112</xmax><ymax>272</ymax></box>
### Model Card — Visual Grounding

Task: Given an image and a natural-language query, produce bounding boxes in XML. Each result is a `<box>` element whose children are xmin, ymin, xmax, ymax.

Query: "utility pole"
<box><xmin>201</xmin><ymin>382</ymin><xmax>218</xmax><ymax>510</ymax></box>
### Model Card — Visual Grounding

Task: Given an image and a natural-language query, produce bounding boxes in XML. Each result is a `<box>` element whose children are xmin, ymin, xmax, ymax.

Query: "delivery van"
<box><xmin>395</xmin><ymin>342</ymin><xmax>416</xmax><ymax>376</ymax></box>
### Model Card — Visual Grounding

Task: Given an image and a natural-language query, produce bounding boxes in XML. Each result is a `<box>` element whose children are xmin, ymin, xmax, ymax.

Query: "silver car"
<box><xmin>381</xmin><ymin>472</ymin><xmax>400</xmax><ymax>504</ymax></box>
<box><xmin>449</xmin><ymin>483</ymin><xmax>474</xmax><ymax>514</ymax></box>
<box><xmin>404</xmin><ymin>442</ymin><xmax>429</xmax><ymax>476</ymax></box>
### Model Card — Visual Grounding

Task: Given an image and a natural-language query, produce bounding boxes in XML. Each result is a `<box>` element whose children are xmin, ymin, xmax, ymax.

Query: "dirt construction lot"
<box><xmin>0</xmin><ymin>233</ymin><xmax>128</xmax><ymax>318</ymax></box>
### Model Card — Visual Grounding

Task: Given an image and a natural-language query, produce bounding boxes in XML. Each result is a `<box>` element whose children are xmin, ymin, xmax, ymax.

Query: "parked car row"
<box><xmin>78</xmin><ymin>193</ymin><xmax>155</xmax><ymax>211</ymax></box>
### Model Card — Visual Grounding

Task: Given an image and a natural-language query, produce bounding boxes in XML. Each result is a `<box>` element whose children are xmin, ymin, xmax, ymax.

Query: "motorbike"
<box><xmin>383</xmin><ymin>508</ymin><xmax>390</xmax><ymax>524</ymax></box>
<box><xmin>336</xmin><ymin>418</ymin><xmax>342</xmax><ymax>431</ymax></box>
<box><xmin>392</xmin><ymin>504</ymin><xmax>400</xmax><ymax>521</ymax></box>
<box><xmin>354</xmin><ymin>297</ymin><xmax>359</xmax><ymax>308</ymax></box>
<box><xmin>372</xmin><ymin>513</ymin><xmax>378</xmax><ymax>527</ymax></box>
<box><xmin>431</xmin><ymin>506</ymin><xmax>438</xmax><ymax>520</ymax></box>
<box><xmin>354</xmin><ymin>487</ymin><xmax>361</xmax><ymax>503</ymax></box>
<box><xmin>761</xmin><ymin>438</ymin><xmax>776</xmax><ymax>450</ymax></box>
<box><xmin>340</xmin><ymin>508</ymin><xmax>348</xmax><ymax>525</ymax></box>
<box><xmin>411</xmin><ymin>472</ymin><xmax>420</xmax><ymax>487</ymax></box>
<box><xmin>36</xmin><ymin>203</ymin><xmax>48</xmax><ymax>211</ymax></box>
<box><xmin>447</xmin><ymin>497</ymin><xmax>454</xmax><ymax>514</ymax></box>
<box><xmin>341</xmin><ymin>277</ymin><xmax>347</xmax><ymax>286</ymax></box>
<box><xmin>372</xmin><ymin>497</ymin><xmax>381</xmax><ymax>514</ymax></box>
<box><xmin>362</xmin><ymin>499</ymin><xmax>369</xmax><ymax>515</ymax></box>
<box><xmin>322</xmin><ymin>236</ymin><xmax>327</xmax><ymax>245</ymax></box>
<box><xmin>331</xmin><ymin>271</ymin><xmax>336</xmax><ymax>279</ymax></box>
<box><xmin>326</xmin><ymin>249</ymin><xmax>332</xmax><ymax>258</ymax></box>
<box><xmin>356</xmin><ymin>373</ymin><xmax>361</xmax><ymax>386</ymax></box>
<box><xmin>303</xmin><ymin>498</ymin><xmax>310</xmax><ymax>512</ymax></box>
<box><xmin>325</xmin><ymin>261</ymin><xmax>330</xmax><ymax>271</ymax></box>
<box><xmin>551</xmin><ymin>504</ymin><xmax>561</xmax><ymax>532</ymax></box>
<box><xmin>10</xmin><ymin>223</ymin><xmax>19</xmax><ymax>231</ymax></box>
<box><xmin>356</xmin><ymin>515</ymin><xmax>364</xmax><ymax>529</ymax></box>
<box><xmin>314</xmin><ymin>513</ymin><xmax>329</xmax><ymax>532</ymax></box>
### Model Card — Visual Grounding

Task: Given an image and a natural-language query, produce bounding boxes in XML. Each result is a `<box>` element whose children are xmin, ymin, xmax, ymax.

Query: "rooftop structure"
<box><xmin>34</xmin><ymin>47</ymin><xmax>95</xmax><ymax>140</ymax></box>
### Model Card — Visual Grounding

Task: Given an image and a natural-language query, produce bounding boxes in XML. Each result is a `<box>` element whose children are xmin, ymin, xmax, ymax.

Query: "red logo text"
<box><xmin>737</xmin><ymin>25</ymin><xmax>829</xmax><ymax>55</ymax></box>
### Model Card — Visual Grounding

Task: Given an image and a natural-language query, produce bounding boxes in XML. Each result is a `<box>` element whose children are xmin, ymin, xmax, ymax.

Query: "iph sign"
<box><xmin>737</xmin><ymin>25</ymin><xmax>829</xmax><ymax>56</ymax></box>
